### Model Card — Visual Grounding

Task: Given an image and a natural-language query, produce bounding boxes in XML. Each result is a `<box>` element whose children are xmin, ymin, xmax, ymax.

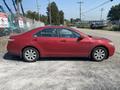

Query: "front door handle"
<box><xmin>60</xmin><ymin>40</ymin><xmax>66</xmax><ymax>42</ymax></box>
<box><xmin>33</xmin><ymin>38</ymin><xmax>38</xmax><ymax>41</ymax></box>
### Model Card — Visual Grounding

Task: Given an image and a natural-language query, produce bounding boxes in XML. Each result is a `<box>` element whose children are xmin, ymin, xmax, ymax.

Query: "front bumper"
<box><xmin>108</xmin><ymin>45</ymin><xmax>115</xmax><ymax>57</ymax></box>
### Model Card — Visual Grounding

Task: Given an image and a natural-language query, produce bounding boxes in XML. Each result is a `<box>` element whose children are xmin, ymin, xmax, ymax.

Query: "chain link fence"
<box><xmin>0</xmin><ymin>13</ymin><xmax>45</xmax><ymax>36</ymax></box>
<box><xmin>0</xmin><ymin>12</ymin><xmax>45</xmax><ymax>52</ymax></box>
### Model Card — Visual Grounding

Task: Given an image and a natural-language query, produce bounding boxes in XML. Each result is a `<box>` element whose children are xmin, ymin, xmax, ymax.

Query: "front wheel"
<box><xmin>91</xmin><ymin>47</ymin><xmax>108</xmax><ymax>62</ymax></box>
<box><xmin>22</xmin><ymin>47</ymin><xmax>39</xmax><ymax>62</ymax></box>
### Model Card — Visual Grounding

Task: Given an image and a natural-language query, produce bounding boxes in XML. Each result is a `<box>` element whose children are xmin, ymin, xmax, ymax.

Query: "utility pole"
<box><xmin>48</xmin><ymin>0</ymin><xmax>52</xmax><ymax>25</ymax></box>
<box><xmin>16</xmin><ymin>0</ymin><xmax>21</xmax><ymax>30</ymax></box>
<box><xmin>77</xmin><ymin>1</ymin><xmax>83</xmax><ymax>22</ymax></box>
<box><xmin>36</xmin><ymin>0</ymin><xmax>40</xmax><ymax>21</ymax></box>
<box><xmin>100</xmin><ymin>8</ymin><xmax>104</xmax><ymax>20</ymax></box>
<box><xmin>16</xmin><ymin>0</ymin><xmax>20</xmax><ymax>17</ymax></box>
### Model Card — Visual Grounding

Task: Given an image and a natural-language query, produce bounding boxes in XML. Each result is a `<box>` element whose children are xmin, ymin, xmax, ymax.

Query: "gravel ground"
<box><xmin>78</xmin><ymin>28</ymin><xmax>120</xmax><ymax>54</ymax></box>
<box><xmin>0</xmin><ymin>28</ymin><xmax>120</xmax><ymax>90</ymax></box>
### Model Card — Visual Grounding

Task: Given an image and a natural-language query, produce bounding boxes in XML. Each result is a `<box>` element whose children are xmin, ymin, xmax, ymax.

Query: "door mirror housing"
<box><xmin>77</xmin><ymin>36</ymin><xmax>84</xmax><ymax>41</ymax></box>
<box><xmin>33</xmin><ymin>35</ymin><xmax>38</xmax><ymax>38</ymax></box>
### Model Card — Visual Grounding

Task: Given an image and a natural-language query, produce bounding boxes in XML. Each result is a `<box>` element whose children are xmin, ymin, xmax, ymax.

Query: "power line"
<box><xmin>36</xmin><ymin>0</ymin><xmax>41</xmax><ymax>21</ymax></box>
<box><xmin>82</xmin><ymin>0</ymin><xmax>113</xmax><ymax>14</ymax></box>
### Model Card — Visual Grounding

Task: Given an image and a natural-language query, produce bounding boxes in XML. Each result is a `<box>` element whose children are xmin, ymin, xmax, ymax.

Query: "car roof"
<box><xmin>25</xmin><ymin>26</ymin><xmax>69</xmax><ymax>35</ymax></box>
<box><xmin>23</xmin><ymin>25</ymin><xmax>88</xmax><ymax>38</ymax></box>
<box><xmin>37</xmin><ymin>26</ymin><xmax>68</xmax><ymax>29</ymax></box>
<box><xmin>32</xmin><ymin>26</ymin><xmax>70</xmax><ymax>32</ymax></box>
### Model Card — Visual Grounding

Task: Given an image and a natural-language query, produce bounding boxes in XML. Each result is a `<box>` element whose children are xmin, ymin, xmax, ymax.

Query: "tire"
<box><xmin>91</xmin><ymin>47</ymin><xmax>108</xmax><ymax>62</ymax></box>
<box><xmin>22</xmin><ymin>47</ymin><xmax>39</xmax><ymax>62</ymax></box>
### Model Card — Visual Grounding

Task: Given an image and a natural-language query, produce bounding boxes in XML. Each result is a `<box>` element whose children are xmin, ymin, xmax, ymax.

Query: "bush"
<box><xmin>111</xmin><ymin>25</ymin><xmax>120</xmax><ymax>31</ymax></box>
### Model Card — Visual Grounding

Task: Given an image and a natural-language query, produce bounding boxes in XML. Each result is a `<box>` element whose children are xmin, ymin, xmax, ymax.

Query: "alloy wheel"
<box><xmin>92</xmin><ymin>47</ymin><xmax>108</xmax><ymax>61</ymax></box>
<box><xmin>23</xmin><ymin>47</ymin><xmax>39</xmax><ymax>62</ymax></box>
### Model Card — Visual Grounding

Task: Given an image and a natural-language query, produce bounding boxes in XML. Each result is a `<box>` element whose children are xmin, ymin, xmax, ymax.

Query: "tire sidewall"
<box><xmin>22</xmin><ymin>47</ymin><xmax>39</xmax><ymax>62</ymax></box>
<box><xmin>92</xmin><ymin>47</ymin><xmax>108</xmax><ymax>62</ymax></box>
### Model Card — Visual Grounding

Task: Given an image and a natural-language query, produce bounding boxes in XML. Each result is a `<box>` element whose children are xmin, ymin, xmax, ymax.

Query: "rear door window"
<box><xmin>35</xmin><ymin>28</ymin><xmax>58</xmax><ymax>37</ymax></box>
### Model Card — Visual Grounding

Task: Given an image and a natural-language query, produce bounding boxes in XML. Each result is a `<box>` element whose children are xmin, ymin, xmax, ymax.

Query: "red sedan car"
<box><xmin>7</xmin><ymin>26</ymin><xmax>115</xmax><ymax>62</ymax></box>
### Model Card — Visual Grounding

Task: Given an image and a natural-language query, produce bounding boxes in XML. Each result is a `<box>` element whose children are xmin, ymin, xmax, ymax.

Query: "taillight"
<box><xmin>8</xmin><ymin>38</ymin><xmax>15</xmax><ymax>42</ymax></box>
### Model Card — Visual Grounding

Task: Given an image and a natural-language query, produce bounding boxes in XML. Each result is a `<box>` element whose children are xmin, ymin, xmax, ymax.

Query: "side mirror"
<box><xmin>33</xmin><ymin>35</ymin><xmax>38</xmax><ymax>38</ymax></box>
<box><xmin>77</xmin><ymin>36</ymin><xmax>84</xmax><ymax>41</ymax></box>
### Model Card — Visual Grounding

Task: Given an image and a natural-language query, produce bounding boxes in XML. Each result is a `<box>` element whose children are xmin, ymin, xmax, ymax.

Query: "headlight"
<box><xmin>109</xmin><ymin>42</ymin><xmax>114</xmax><ymax>46</ymax></box>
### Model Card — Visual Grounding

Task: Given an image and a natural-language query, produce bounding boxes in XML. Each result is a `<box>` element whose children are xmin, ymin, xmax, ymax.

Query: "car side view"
<box><xmin>7</xmin><ymin>26</ymin><xmax>115</xmax><ymax>62</ymax></box>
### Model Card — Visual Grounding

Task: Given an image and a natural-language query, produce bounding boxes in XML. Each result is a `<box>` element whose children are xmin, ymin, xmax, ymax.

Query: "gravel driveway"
<box><xmin>0</xmin><ymin>28</ymin><xmax>120</xmax><ymax>90</ymax></box>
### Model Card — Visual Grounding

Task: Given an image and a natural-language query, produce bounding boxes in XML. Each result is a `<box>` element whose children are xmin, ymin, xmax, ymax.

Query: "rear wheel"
<box><xmin>22</xmin><ymin>47</ymin><xmax>39</xmax><ymax>62</ymax></box>
<box><xmin>91</xmin><ymin>47</ymin><xmax>108</xmax><ymax>62</ymax></box>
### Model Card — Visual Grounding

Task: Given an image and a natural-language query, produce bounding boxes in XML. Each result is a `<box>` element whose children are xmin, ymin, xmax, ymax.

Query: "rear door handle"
<box><xmin>60</xmin><ymin>40</ymin><xmax>66</xmax><ymax>42</ymax></box>
<box><xmin>33</xmin><ymin>38</ymin><xmax>38</xmax><ymax>41</ymax></box>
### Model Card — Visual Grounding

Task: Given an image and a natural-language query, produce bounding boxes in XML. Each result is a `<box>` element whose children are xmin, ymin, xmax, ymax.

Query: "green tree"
<box><xmin>26</xmin><ymin>10</ymin><xmax>38</xmax><ymax>20</ymax></box>
<box><xmin>26</xmin><ymin>10</ymin><xmax>48</xmax><ymax>24</ymax></box>
<box><xmin>59</xmin><ymin>10</ymin><xmax>64</xmax><ymax>25</ymax></box>
<box><xmin>33</xmin><ymin>11</ymin><xmax>39</xmax><ymax>20</ymax></box>
<box><xmin>26</xmin><ymin>10</ymin><xmax>32</xmax><ymax>19</ymax></box>
<box><xmin>47</xmin><ymin>2</ymin><xmax>60</xmax><ymax>25</ymax></box>
<box><xmin>108</xmin><ymin>4</ymin><xmax>120</xmax><ymax>21</ymax></box>
<box><xmin>40</xmin><ymin>15</ymin><xmax>48</xmax><ymax>25</ymax></box>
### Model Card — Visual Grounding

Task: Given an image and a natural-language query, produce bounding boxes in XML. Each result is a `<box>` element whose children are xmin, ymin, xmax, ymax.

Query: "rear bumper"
<box><xmin>7</xmin><ymin>41</ymin><xmax>21</xmax><ymax>56</ymax></box>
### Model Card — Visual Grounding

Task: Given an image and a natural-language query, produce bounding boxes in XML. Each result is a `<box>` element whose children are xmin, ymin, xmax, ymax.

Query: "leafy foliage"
<box><xmin>108</xmin><ymin>4</ymin><xmax>120</xmax><ymax>21</ymax></box>
<box><xmin>111</xmin><ymin>25</ymin><xmax>120</xmax><ymax>31</ymax></box>
<box><xmin>47</xmin><ymin>2</ymin><xmax>64</xmax><ymax>25</ymax></box>
<box><xmin>26</xmin><ymin>10</ymin><xmax>40</xmax><ymax>21</ymax></box>
<box><xmin>40</xmin><ymin>15</ymin><xmax>48</xmax><ymax>25</ymax></box>
<box><xmin>59</xmin><ymin>10</ymin><xmax>64</xmax><ymax>25</ymax></box>
<box><xmin>25</xmin><ymin>10</ymin><xmax>48</xmax><ymax>24</ymax></box>
<box><xmin>47</xmin><ymin>2</ymin><xmax>59</xmax><ymax>25</ymax></box>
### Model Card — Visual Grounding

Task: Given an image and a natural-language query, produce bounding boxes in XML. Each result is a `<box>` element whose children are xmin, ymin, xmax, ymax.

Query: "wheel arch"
<box><xmin>90</xmin><ymin>45</ymin><xmax>109</xmax><ymax>59</ymax></box>
<box><xmin>21</xmin><ymin>46</ymin><xmax>40</xmax><ymax>58</ymax></box>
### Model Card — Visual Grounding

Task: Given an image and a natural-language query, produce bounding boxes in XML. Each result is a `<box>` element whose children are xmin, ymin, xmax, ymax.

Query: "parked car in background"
<box><xmin>7</xmin><ymin>26</ymin><xmax>115</xmax><ymax>62</ymax></box>
<box><xmin>90</xmin><ymin>20</ymin><xmax>107</xmax><ymax>29</ymax></box>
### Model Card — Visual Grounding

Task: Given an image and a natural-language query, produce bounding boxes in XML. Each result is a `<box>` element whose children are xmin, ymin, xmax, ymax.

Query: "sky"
<box><xmin>0</xmin><ymin>0</ymin><xmax>120</xmax><ymax>20</ymax></box>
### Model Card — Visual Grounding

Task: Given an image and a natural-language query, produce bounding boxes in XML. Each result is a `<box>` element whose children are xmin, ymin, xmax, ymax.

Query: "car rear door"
<box><xmin>35</xmin><ymin>28</ymin><xmax>66</xmax><ymax>57</ymax></box>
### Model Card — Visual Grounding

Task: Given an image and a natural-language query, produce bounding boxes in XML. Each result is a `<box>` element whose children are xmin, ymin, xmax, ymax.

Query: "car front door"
<box><xmin>56</xmin><ymin>28</ymin><xmax>89</xmax><ymax>57</ymax></box>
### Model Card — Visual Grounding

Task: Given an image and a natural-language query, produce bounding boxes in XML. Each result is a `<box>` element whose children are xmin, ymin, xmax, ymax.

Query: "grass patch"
<box><xmin>110</xmin><ymin>25</ymin><xmax>120</xmax><ymax>31</ymax></box>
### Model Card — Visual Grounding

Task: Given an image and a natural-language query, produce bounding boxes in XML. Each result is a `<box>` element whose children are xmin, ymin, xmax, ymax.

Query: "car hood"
<box><xmin>89</xmin><ymin>35</ymin><xmax>111</xmax><ymax>42</ymax></box>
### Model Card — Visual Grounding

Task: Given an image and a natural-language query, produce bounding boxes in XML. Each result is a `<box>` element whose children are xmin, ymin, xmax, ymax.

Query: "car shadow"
<box><xmin>3</xmin><ymin>52</ymin><xmax>92</xmax><ymax>62</ymax></box>
<box><xmin>3</xmin><ymin>52</ymin><xmax>23</xmax><ymax>62</ymax></box>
